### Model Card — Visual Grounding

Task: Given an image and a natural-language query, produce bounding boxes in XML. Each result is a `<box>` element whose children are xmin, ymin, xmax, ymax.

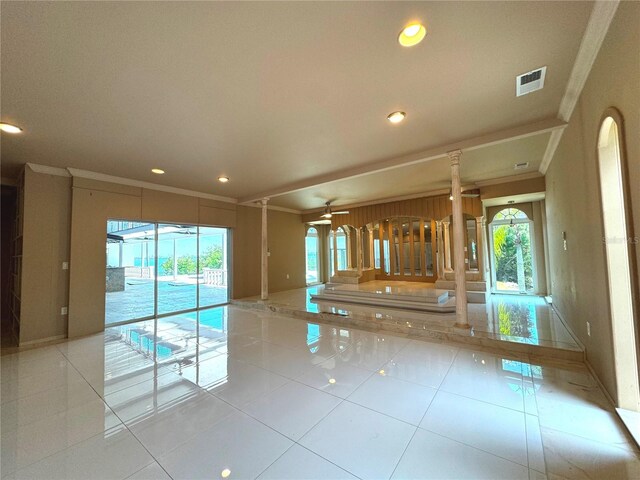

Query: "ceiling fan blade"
<box><xmin>308</xmin><ymin>219</ymin><xmax>332</xmax><ymax>225</ymax></box>
<box><xmin>461</xmin><ymin>193</ymin><xmax>480</xmax><ymax>198</ymax></box>
<box><xmin>332</xmin><ymin>210</ymin><xmax>350</xmax><ymax>215</ymax></box>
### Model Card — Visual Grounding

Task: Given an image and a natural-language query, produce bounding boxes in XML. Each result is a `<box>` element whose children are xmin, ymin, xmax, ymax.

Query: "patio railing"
<box><xmin>203</xmin><ymin>268</ymin><xmax>227</xmax><ymax>286</ymax></box>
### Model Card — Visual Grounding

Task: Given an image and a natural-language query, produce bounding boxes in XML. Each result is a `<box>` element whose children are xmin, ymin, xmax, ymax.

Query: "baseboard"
<box><xmin>549</xmin><ymin>303</ymin><xmax>585</xmax><ymax>351</ymax></box>
<box><xmin>19</xmin><ymin>334</ymin><xmax>66</xmax><ymax>347</ymax></box>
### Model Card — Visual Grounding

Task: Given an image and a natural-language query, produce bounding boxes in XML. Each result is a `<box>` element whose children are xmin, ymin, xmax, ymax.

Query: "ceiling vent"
<box><xmin>514</xmin><ymin>162</ymin><xmax>529</xmax><ymax>170</ymax></box>
<box><xmin>516</xmin><ymin>66</ymin><xmax>547</xmax><ymax>96</ymax></box>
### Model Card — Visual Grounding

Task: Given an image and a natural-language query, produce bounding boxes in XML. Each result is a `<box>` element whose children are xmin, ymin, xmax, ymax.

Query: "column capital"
<box><xmin>447</xmin><ymin>149</ymin><xmax>462</xmax><ymax>165</ymax></box>
<box><xmin>260</xmin><ymin>197</ymin><xmax>269</xmax><ymax>206</ymax></box>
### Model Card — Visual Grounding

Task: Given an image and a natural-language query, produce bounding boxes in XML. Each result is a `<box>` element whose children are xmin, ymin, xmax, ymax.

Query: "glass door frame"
<box><xmin>375</xmin><ymin>218</ymin><xmax>437</xmax><ymax>282</ymax></box>
<box><xmin>105</xmin><ymin>219</ymin><xmax>231</xmax><ymax>328</ymax></box>
<box><xmin>489</xmin><ymin>218</ymin><xmax>537</xmax><ymax>294</ymax></box>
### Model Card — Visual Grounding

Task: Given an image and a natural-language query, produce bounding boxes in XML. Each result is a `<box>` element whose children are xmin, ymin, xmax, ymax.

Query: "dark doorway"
<box><xmin>1</xmin><ymin>185</ymin><xmax>18</xmax><ymax>348</ymax></box>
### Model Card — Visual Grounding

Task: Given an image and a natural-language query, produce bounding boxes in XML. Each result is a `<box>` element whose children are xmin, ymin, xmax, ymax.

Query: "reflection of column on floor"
<box><xmin>443</xmin><ymin>221</ymin><xmax>451</xmax><ymax>271</ymax></box>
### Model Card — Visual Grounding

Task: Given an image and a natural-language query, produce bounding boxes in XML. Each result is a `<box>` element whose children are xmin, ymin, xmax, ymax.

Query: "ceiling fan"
<box><xmin>320</xmin><ymin>201</ymin><xmax>349</xmax><ymax>219</ymax></box>
<box><xmin>449</xmin><ymin>189</ymin><xmax>480</xmax><ymax>200</ymax></box>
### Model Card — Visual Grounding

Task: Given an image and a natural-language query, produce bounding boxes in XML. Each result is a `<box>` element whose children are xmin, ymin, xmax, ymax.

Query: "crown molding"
<box><xmin>539</xmin><ymin>0</ymin><xmax>620</xmax><ymax>174</ymax></box>
<box><xmin>66</xmin><ymin>167</ymin><xmax>237</xmax><ymax>203</ymax></box>
<box><xmin>26</xmin><ymin>163</ymin><xmax>71</xmax><ymax>177</ymax></box>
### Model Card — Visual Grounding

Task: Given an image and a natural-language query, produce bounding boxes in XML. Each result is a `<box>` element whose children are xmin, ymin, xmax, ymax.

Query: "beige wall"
<box><xmin>545</xmin><ymin>1</ymin><xmax>640</xmax><ymax>401</ymax></box>
<box><xmin>231</xmin><ymin>206</ymin><xmax>306</xmax><ymax>299</ymax></box>
<box><xmin>20</xmin><ymin>168</ymin><xmax>71</xmax><ymax>343</ymax></box>
<box><xmin>17</xmin><ymin>171</ymin><xmax>304</xmax><ymax>342</ymax></box>
<box><xmin>480</xmin><ymin>177</ymin><xmax>545</xmax><ymax>201</ymax></box>
<box><xmin>232</xmin><ymin>205</ymin><xmax>261</xmax><ymax>299</ymax></box>
<box><xmin>68</xmin><ymin>177</ymin><xmax>241</xmax><ymax>338</ymax></box>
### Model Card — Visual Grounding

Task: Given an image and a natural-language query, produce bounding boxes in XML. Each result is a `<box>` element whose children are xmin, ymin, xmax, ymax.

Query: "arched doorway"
<box><xmin>489</xmin><ymin>208</ymin><xmax>535</xmax><ymax>294</ymax></box>
<box><xmin>597</xmin><ymin>110</ymin><xmax>639</xmax><ymax>411</ymax></box>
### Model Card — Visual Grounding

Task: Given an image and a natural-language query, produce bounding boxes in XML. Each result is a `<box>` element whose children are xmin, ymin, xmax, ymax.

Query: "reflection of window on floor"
<box><xmin>497</xmin><ymin>301</ymin><xmax>538</xmax><ymax>344</ymax></box>
<box><xmin>103</xmin><ymin>306</ymin><xmax>230</xmax><ymax>422</ymax></box>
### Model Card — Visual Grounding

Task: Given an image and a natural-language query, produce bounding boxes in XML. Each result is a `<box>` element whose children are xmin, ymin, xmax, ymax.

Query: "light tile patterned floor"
<box><xmin>1</xmin><ymin>302</ymin><xmax>638</xmax><ymax>480</ymax></box>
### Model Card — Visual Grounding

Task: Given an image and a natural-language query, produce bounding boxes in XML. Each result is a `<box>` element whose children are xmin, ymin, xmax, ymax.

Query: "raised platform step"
<box><xmin>311</xmin><ymin>283</ymin><xmax>454</xmax><ymax>313</ymax></box>
<box><xmin>435</xmin><ymin>280</ymin><xmax>488</xmax><ymax>304</ymax></box>
<box><xmin>435</xmin><ymin>280</ymin><xmax>487</xmax><ymax>291</ymax></box>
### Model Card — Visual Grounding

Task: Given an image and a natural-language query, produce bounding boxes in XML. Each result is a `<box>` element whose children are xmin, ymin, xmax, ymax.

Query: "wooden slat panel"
<box><xmin>409</xmin><ymin>219</ymin><xmax>415</xmax><ymax>276</ymax></box>
<box><xmin>419</xmin><ymin>218</ymin><xmax>425</xmax><ymax>276</ymax></box>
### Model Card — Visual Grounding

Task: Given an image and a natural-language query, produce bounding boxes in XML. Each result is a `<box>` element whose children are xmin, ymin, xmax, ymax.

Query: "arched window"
<box><xmin>305</xmin><ymin>227</ymin><xmax>319</xmax><ymax>284</ymax></box>
<box><xmin>493</xmin><ymin>208</ymin><xmax>528</xmax><ymax>221</ymax></box>
<box><xmin>597</xmin><ymin>110</ymin><xmax>639</xmax><ymax>411</ymax></box>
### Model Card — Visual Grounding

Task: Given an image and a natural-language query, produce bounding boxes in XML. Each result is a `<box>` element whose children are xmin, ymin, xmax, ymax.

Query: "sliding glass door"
<box><xmin>105</xmin><ymin>221</ymin><xmax>229</xmax><ymax>326</ymax></box>
<box><xmin>106</xmin><ymin>222</ymin><xmax>156</xmax><ymax>325</ymax></box>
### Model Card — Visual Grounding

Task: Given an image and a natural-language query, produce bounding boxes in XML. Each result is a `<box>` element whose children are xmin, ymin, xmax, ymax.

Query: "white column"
<box><xmin>332</xmin><ymin>229</ymin><xmax>338</xmax><ymax>275</ymax></box>
<box><xmin>443</xmin><ymin>221</ymin><xmax>452</xmax><ymax>271</ymax></box>
<box><xmin>356</xmin><ymin>228</ymin><xmax>363</xmax><ymax>276</ymax></box>
<box><xmin>436</xmin><ymin>221</ymin><xmax>444</xmax><ymax>279</ymax></box>
<box><xmin>449</xmin><ymin>149</ymin><xmax>469</xmax><ymax>328</ymax></box>
<box><xmin>475</xmin><ymin>216</ymin><xmax>484</xmax><ymax>277</ymax></box>
<box><xmin>261</xmin><ymin>198</ymin><xmax>269</xmax><ymax>300</ymax></box>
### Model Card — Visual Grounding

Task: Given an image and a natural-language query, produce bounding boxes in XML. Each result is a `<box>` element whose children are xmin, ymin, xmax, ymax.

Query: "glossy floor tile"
<box><xmin>1</xmin><ymin>303</ymin><xmax>638</xmax><ymax>479</ymax></box>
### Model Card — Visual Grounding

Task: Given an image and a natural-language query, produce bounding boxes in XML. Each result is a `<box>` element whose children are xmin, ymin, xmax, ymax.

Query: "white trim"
<box><xmin>539</xmin><ymin>0</ymin><xmax>619</xmax><ymax>174</ymax></box>
<box><xmin>67</xmin><ymin>167</ymin><xmax>237</xmax><ymax>204</ymax></box>
<box><xmin>241</xmin><ymin>202</ymin><xmax>302</xmax><ymax>215</ymax></box>
<box><xmin>241</xmin><ymin>118</ymin><xmax>566</xmax><ymax>203</ymax></box>
<box><xmin>488</xmin><ymin>218</ymin><xmax>537</xmax><ymax>295</ymax></box>
<box><xmin>26</xmin><ymin>163</ymin><xmax>71</xmax><ymax>177</ymax></box>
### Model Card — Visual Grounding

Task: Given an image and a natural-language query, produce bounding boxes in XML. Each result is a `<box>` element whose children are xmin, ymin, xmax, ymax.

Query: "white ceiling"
<box><xmin>1</xmin><ymin>1</ymin><xmax>593</xmax><ymax>209</ymax></box>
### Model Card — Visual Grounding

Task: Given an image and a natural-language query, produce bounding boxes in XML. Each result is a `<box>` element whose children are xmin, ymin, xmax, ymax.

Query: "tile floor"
<box><xmin>1</xmin><ymin>304</ymin><xmax>638</xmax><ymax>479</ymax></box>
<box><xmin>241</xmin><ymin>286</ymin><xmax>581</xmax><ymax>353</ymax></box>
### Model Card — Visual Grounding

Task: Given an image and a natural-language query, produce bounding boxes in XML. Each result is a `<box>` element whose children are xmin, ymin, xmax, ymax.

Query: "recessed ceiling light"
<box><xmin>218</xmin><ymin>176</ymin><xmax>229</xmax><ymax>183</ymax></box>
<box><xmin>221</xmin><ymin>468</ymin><xmax>231</xmax><ymax>478</ymax></box>
<box><xmin>151</xmin><ymin>168</ymin><xmax>165</xmax><ymax>174</ymax></box>
<box><xmin>328</xmin><ymin>378</ymin><xmax>336</xmax><ymax>384</ymax></box>
<box><xmin>398</xmin><ymin>22</ymin><xmax>426</xmax><ymax>47</ymax></box>
<box><xmin>0</xmin><ymin>122</ymin><xmax>22</xmax><ymax>134</ymax></box>
<box><xmin>387</xmin><ymin>111</ymin><xmax>406</xmax><ymax>124</ymax></box>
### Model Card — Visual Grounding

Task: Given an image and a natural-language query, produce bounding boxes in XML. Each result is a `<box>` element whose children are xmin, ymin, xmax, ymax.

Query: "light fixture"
<box><xmin>218</xmin><ymin>176</ymin><xmax>229</xmax><ymax>183</ymax></box>
<box><xmin>328</xmin><ymin>378</ymin><xmax>336</xmax><ymax>384</ymax></box>
<box><xmin>151</xmin><ymin>168</ymin><xmax>165</xmax><ymax>175</ymax></box>
<box><xmin>398</xmin><ymin>22</ymin><xmax>426</xmax><ymax>47</ymax></box>
<box><xmin>221</xmin><ymin>468</ymin><xmax>231</xmax><ymax>478</ymax></box>
<box><xmin>0</xmin><ymin>122</ymin><xmax>22</xmax><ymax>134</ymax></box>
<box><xmin>387</xmin><ymin>111</ymin><xmax>406</xmax><ymax>124</ymax></box>
<box><xmin>449</xmin><ymin>191</ymin><xmax>453</xmax><ymax>201</ymax></box>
